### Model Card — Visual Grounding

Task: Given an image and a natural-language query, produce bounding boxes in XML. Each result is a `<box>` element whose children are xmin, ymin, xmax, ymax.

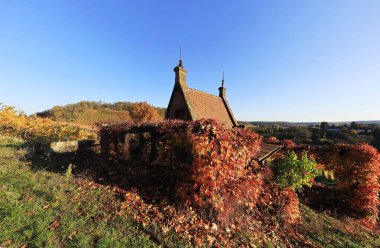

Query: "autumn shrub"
<box><xmin>0</xmin><ymin>104</ymin><xmax>96</xmax><ymax>142</ymax></box>
<box><xmin>100</xmin><ymin>119</ymin><xmax>301</xmax><ymax>230</ymax></box>
<box><xmin>263</xmin><ymin>136</ymin><xmax>279</xmax><ymax>143</ymax></box>
<box><xmin>263</xmin><ymin>137</ymin><xmax>296</xmax><ymax>151</ymax></box>
<box><xmin>323</xmin><ymin>144</ymin><xmax>380</xmax><ymax>228</ymax></box>
<box><xmin>296</xmin><ymin>143</ymin><xmax>380</xmax><ymax>229</ymax></box>
<box><xmin>282</xmin><ymin>139</ymin><xmax>296</xmax><ymax>150</ymax></box>
<box><xmin>272</xmin><ymin>151</ymin><xmax>322</xmax><ymax>190</ymax></box>
<box><xmin>129</xmin><ymin>101</ymin><xmax>159</xmax><ymax>123</ymax></box>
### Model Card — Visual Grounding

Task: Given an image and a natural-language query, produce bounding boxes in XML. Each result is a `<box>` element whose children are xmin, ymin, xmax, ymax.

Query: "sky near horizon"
<box><xmin>0</xmin><ymin>1</ymin><xmax>379</xmax><ymax>122</ymax></box>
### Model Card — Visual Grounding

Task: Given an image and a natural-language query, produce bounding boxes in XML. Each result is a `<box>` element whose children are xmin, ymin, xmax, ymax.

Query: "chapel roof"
<box><xmin>256</xmin><ymin>143</ymin><xmax>284</xmax><ymax>163</ymax></box>
<box><xmin>187</xmin><ymin>88</ymin><xmax>234</xmax><ymax>127</ymax></box>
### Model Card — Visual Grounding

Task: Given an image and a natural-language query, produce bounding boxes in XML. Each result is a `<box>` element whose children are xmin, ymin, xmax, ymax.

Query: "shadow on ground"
<box><xmin>27</xmin><ymin>142</ymin><xmax>180</xmax><ymax>205</ymax></box>
<box><xmin>25</xmin><ymin>141</ymin><xmax>380</xmax><ymax>230</ymax></box>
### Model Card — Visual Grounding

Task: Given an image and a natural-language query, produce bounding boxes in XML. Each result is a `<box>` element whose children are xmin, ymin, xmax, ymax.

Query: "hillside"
<box><xmin>76</xmin><ymin>109</ymin><xmax>131</xmax><ymax>125</ymax></box>
<box><xmin>36</xmin><ymin>101</ymin><xmax>166</xmax><ymax>123</ymax></box>
<box><xmin>243</xmin><ymin>120</ymin><xmax>380</xmax><ymax>127</ymax></box>
<box><xmin>0</xmin><ymin>135</ymin><xmax>379</xmax><ymax>247</ymax></box>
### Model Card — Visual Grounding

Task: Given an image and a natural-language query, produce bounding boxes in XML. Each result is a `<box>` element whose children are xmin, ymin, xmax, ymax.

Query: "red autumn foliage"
<box><xmin>282</xmin><ymin>188</ymin><xmax>301</xmax><ymax>225</ymax></box>
<box><xmin>326</xmin><ymin>144</ymin><xmax>380</xmax><ymax>228</ymax></box>
<box><xmin>282</xmin><ymin>139</ymin><xmax>296</xmax><ymax>150</ymax></box>
<box><xmin>263</xmin><ymin>137</ymin><xmax>296</xmax><ymax>150</ymax></box>
<box><xmin>264</xmin><ymin>136</ymin><xmax>280</xmax><ymax>143</ymax></box>
<box><xmin>301</xmin><ymin>143</ymin><xmax>380</xmax><ymax>229</ymax></box>
<box><xmin>99</xmin><ymin>119</ymin><xmax>301</xmax><ymax>232</ymax></box>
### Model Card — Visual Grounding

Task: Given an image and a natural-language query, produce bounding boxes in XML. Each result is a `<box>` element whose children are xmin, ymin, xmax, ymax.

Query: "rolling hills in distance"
<box><xmin>240</xmin><ymin>120</ymin><xmax>380</xmax><ymax>127</ymax></box>
<box><xmin>35</xmin><ymin>101</ymin><xmax>379</xmax><ymax>127</ymax></box>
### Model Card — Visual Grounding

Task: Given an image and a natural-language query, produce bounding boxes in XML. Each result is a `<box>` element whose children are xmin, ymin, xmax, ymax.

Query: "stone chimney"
<box><xmin>218</xmin><ymin>71</ymin><xmax>226</xmax><ymax>98</ymax></box>
<box><xmin>173</xmin><ymin>47</ymin><xmax>187</xmax><ymax>88</ymax></box>
<box><xmin>218</xmin><ymin>85</ymin><xmax>226</xmax><ymax>98</ymax></box>
<box><xmin>174</xmin><ymin>66</ymin><xmax>187</xmax><ymax>88</ymax></box>
<box><xmin>218</xmin><ymin>72</ymin><xmax>238</xmax><ymax>127</ymax></box>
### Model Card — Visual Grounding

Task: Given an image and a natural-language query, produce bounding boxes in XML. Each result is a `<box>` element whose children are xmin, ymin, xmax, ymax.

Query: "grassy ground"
<box><xmin>0</xmin><ymin>135</ymin><xmax>379</xmax><ymax>247</ymax></box>
<box><xmin>0</xmin><ymin>136</ymin><xmax>186</xmax><ymax>248</ymax></box>
<box><xmin>297</xmin><ymin>205</ymin><xmax>380</xmax><ymax>248</ymax></box>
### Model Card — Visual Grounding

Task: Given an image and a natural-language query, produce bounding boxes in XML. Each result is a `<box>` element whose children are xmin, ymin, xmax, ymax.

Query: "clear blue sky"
<box><xmin>1</xmin><ymin>1</ymin><xmax>379</xmax><ymax>122</ymax></box>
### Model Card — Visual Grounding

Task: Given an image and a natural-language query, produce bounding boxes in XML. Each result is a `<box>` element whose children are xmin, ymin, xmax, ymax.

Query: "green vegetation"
<box><xmin>272</xmin><ymin>151</ymin><xmax>322</xmax><ymax>190</ymax></box>
<box><xmin>252</xmin><ymin>121</ymin><xmax>380</xmax><ymax>151</ymax></box>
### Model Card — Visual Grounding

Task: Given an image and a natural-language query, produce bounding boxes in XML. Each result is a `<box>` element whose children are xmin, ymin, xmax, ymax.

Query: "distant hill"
<box><xmin>36</xmin><ymin>101</ymin><xmax>166</xmax><ymax>123</ymax></box>
<box><xmin>76</xmin><ymin>109</ymin><xmax>131</xmax><ymax>125</ymax></box>
<box><xmin>241</xmin><ymin>120</ymin><xmax>380</xmax><ymax>127</ymax></box>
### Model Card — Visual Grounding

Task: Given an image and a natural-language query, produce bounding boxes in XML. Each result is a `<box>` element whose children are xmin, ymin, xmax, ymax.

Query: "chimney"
<box><xmin>218</xmin><ymin>71</ymin><xmax>226</xmax><ymax>98</ymax></box>
<box><xmin>218</xmin><ymin>85</ymin><xmax>226</xmax><ymax>98</ymax></box>
<box><xmin>218</xmin><ymin>72</ymin><xmax>238</xmax><ymax>127</ymax></box>
<box><xmin>174</xmin><ymin>66</ymin><xmax>187</xmax><ymax>87</ymax></box>
<box><xmin>173</xmin><ymin>47</ymin><xmax>188</xmax><ymax>88</ymax></box>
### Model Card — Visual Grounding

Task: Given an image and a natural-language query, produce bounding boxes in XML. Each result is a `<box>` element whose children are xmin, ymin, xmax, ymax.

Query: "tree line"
<box><xmin>252</xmin><ymin>122</ymin><xmax>380</xmax><ymax>151</ymax></box>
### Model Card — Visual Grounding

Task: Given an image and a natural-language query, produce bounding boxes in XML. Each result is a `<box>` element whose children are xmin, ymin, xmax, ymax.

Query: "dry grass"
<box><xmin>76</xmin><ymin>109</ymin><xmax>131</xmax><ymax>125</ymax></box>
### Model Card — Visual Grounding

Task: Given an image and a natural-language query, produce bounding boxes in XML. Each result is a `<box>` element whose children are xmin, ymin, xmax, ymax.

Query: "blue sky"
<box><xmin>0</xmin><ymin>1</ymin><xmax>379</xmax><ymax>122</ymax></box>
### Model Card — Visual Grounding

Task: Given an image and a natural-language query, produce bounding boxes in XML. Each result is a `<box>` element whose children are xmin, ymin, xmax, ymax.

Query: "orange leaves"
<box><xmin>49</xmin><ymin>217</ymin><xmax>61</xmax><ymax>231</ymax></box>
<box><xmin>125</xmin><ymin>192</ymin><xmax>141</xmax><ymax>205</ymax></box>
<box><xmin>129</xmin><ymin>102</ymin><xmax>159</xmax><ymax>123</ymax></box>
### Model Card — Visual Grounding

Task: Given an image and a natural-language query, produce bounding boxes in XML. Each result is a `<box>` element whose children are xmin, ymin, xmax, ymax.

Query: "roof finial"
<box><xmin>178</xmin><ymin>45</ymin><xmax>183</xmax><ymax>67</ymax></box>
<box><xmin>221</xmin><ymin>71</ymin><xmax>225</xmax><ymax>88</ymax></box>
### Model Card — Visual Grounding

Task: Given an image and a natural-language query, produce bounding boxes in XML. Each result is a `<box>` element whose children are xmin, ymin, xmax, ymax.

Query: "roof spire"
<box><xmin>178</xmin><ymin>45</ymin><xmax>183</xmax><ymax>68</ymax></box>
<box><xmin>221</xmin><ymin>71</ymin><xmax>225</xmax><ymax>88</ymax></box>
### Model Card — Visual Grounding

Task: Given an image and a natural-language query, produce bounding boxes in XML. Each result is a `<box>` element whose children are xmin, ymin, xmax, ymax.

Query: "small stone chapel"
<box><xmin>164</xmin><ymin>54</ymin><xmax>283</xmax><ymax>163</ymax></box>
<box><xmin>165</xmin><ymin>55</ymin><xmax>237</xmax><ymax>128</ymax></box>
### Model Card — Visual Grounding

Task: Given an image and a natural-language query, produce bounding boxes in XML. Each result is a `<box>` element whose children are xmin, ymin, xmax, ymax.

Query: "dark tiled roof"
<box><xmin>256</xmin><ymin>142</ymin><xmax>283</xmax><ymax>162</ymax></box>
<box><xmin>187</xmin><ymin>88</ymin><xmax>234</xmax><ymax>127</ymax></box>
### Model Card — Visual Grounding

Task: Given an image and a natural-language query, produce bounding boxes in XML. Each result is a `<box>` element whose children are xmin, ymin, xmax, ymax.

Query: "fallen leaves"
<box><xmin>58</xmin><ymin>175</ymin><xmax>300</xmax><ymax>247</ymax></box>
<box><xmin>49</xmin><ymin>218</ymin><xmax>61</xmax><ymax>231</ymax></box>
<box><xmin>0</xmin><ymin>240</ymin><xmax>12</xmax><ymax>247</ymax></box>
<box><xmin>67</xmin><ymin>230</ymin><xmax>77</xmax><ymax>240</ymax></box>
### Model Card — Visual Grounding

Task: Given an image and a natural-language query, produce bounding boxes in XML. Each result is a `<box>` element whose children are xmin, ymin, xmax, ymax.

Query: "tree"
<box><xmin>311</xmin><ymin>129</ymin><xmax>322</xmax><ymax>143</ymax></box>
<box><xmin>372</xmin><ymin>128</ymin><xmax>380</xmax><ymax>150</ymax></box>
<box><xmin>129</xmin><ymin>102</ymin><xmax>159</xmax><ymax>123</ymax></box>
<box><xmin>320</xmin><ymin>122</ymin><xmax>329</xmax><ymax>130</ymax></box>
<box><xmin>271</xmin><ymin>151</ymin><xmax>321</xmax><ymax>190</ymax></box>
<box><xmin>350</xmin><ymin>121</ymin><xmax>358</xmax><ymax>129</ymax></box>
<box><xmin>373</xmin><ymin>128</ymin><xmax>380</xmax><ymax>140</ymax></box>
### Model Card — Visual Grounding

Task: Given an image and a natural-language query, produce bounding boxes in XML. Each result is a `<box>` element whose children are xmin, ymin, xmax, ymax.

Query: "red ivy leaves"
<box><xmin>305</xmin><ymin>143</ymin><xmax>380</xmax><ymax>229</ymax></box>
<box><xmin>100</xmin><ymin>119</ymin><xmax>301</xmax><ymax>234</ymax></box>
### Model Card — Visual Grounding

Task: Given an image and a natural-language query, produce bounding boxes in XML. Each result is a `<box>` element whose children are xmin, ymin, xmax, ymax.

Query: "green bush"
<box><xmin>272</xmin><ymin>151</ymin><xmax>321</xmax><ymax>190</ymax></box>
